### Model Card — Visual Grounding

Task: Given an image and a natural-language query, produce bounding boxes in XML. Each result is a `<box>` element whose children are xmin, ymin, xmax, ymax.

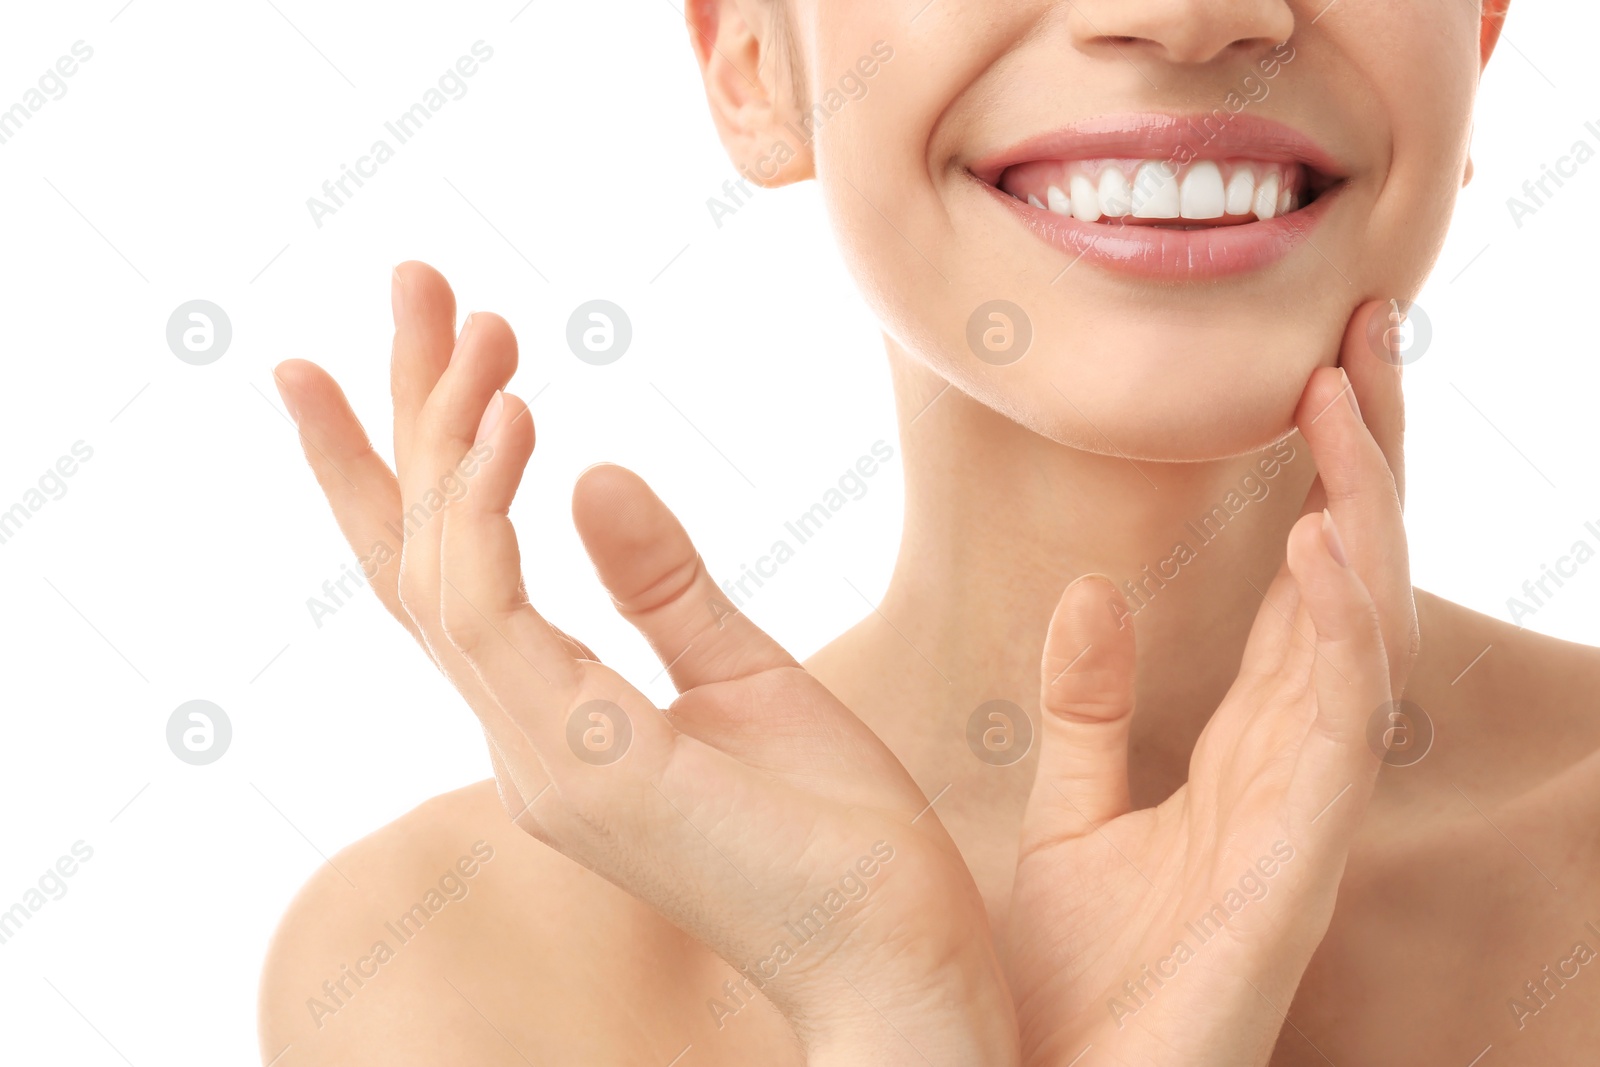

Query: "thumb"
<box><xmin>1024</xmin><ymin>574</ymin><xmax>1138</xmax><ymax>848</ymax></box>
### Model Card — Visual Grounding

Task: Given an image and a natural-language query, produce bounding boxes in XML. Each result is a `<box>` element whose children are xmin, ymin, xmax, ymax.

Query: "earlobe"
<box><xmin>685</xmin><ymin>0</ymin><xmax>815</xmax><ymax>188</ymax></box>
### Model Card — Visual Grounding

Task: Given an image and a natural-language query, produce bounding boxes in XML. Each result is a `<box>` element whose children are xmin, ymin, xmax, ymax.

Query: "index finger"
<box><xmin>1340</xmin><ymin>298</ymin><xmax>1407</xmax><ymax>505</ymax></box>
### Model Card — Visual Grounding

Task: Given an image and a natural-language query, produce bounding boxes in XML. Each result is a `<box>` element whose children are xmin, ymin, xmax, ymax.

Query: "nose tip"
<box><xmin>1069</xmin><ymin>0</ymin><xmax>1295</xmax><ymax>67</ymax></box>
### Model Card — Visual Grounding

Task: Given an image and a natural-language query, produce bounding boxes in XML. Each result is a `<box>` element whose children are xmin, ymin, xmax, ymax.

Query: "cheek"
<box><xmin>811</xmin><ymin>1</ymin><xmax>1478</xmax><ymax>463</ymax></box>
<box><xmin>1333</xmin><ymin>3</ymin><xmax>1482</xmax><ymax>294</ymax></box>
<box><xmin>824</xmin><ymin>171</ymin><xmax>1351</xmax><ymax>461</ymax></box>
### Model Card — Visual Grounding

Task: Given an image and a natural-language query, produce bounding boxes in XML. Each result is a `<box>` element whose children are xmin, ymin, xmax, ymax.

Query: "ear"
<box><xmin>1464</xmin><ymin>0</ymin><xmax>1512</xmax><ymax>188</ymax></box>
<box><xmin>686</xmin><ymin>0</ymin><xmax>814</xmax><ymax>188</ymax></box>
<box><xmin>1479</xmin><ymin>0</ymin><xmax>1511</xmax><ymax>70</ymax></box>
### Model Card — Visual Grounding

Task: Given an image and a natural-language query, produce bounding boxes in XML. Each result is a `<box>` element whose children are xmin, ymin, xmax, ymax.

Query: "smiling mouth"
<box><xmin>968</xmin><ymin>113</ymin><xmax>1349</xmax><ymax>276</ymax></box>
<box><xmin>996</xmin><ymin>156</ymin><xmax>1338</xmax><ymax>229</ymax></box>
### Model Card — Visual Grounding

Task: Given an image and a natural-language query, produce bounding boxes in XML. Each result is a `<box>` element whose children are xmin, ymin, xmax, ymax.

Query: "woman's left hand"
<box><xmin>1005</xmin><ymin>300</ymin><xmax>1417</xmax><ymax>1066</ymax></box>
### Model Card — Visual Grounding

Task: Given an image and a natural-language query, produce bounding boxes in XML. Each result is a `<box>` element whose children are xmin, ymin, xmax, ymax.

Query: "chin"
<box><xmin>930</xmin><ymin>318</ymin><xmax>1330</xmax><ymax>463</ymax></box>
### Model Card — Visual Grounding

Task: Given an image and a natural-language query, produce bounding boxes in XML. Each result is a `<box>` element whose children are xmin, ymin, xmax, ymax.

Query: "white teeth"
<box><xmin>1069</xmin><ymin>174</ymin><xmax>1101</xmax><ymax>221</ymax></box>
<box><xmin>1131</xmin><ymin>161</ymin><xmax>1180</xmax><ymax>219</ymax></box>
<box><xmin>1178</xmin><ymin>161</ymin><xmax>1225</xmax><ymax>220</ymax></box>
<box><xmin>1224</xmin><ymin>168</ymin><xmax>1256</xmax><ymax>216</ymax></box>
<box><xmin>1098</xmin><ymin>167</ymin><xmax>1132</xmax><ymax>217</ymax></box>
<box><xmin>1014</xmin><ymin>160</ymin><xmax>1302</xmax><ymax>224</ymax></box>
<box><xmin>1253</xmin><ymin>170</ymin><xmax>1281</xmax><ymax>220</ymax></box>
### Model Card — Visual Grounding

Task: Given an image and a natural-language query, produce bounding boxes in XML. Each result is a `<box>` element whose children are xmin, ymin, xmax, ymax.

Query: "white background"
<box><xmin>0</xmin><ymin>1</ymin><xmax>1594</xmax><ymax>1063</ymax></box>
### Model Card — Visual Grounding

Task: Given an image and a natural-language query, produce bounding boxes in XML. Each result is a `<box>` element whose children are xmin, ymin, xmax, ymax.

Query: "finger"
<box><xmin>416</xmin><ymin>312</ymin><xmax>521</xmax><ymax>473</ymax></box>
<box><xmin>438</xmin><ymin>390</ymin><xmax>583</xmax><ymax>705</ymax></box>
<box><xmin>1295</xmin><ymin>366</ymin><xmax>1416</xmax><ymax>688</ymax></box>
<box><xmin>484</xmin><ymin>726</ymin><xmax>526</xmax><ymax>815</ymax></box>
<box><xmin>1299</xmin><ymin>474</ymin><xmax>1327</xmax><ymax>519</ymax></box>
<box><xmin>571</xmin><ymin>463</ymin><xmax>797</xmax><ymax>697</ymax></box>
<box><xmin>1339</xmin><ymin>298</ymin><xmax>1407</xmax><ymax>505</ymax></box>
<box><xmin>273</xmin><ymin>359</ymin><xmax>411</xmax><ymax>632</ymax></box>
<box><xmin>575</xmin><ymin>465</ymin><xmax>906</xmax><ymax>787</ymax></box>
<box><xmin>1283</xmin><ymin>510</ymin><xmax>1389</xmax><ymax>844</ymax></box>
<box><xmin>390</xmin><ymin>262</ymin><xmax>459</xmax><ymax>478</ymax></box>
<box><xmin>483</xmin><ymin>725</ymin><xmax>554</xmax><ymax>833</ymax></box>
<box><xmin>397</xmin><ymin>312</ymin><xmax>519</xmax><ymax>662</ymax></box>
<box><xmin>1297</xmin><ymin>367</ymin><xmax>1397</xmax><ymax>541</ymax></box>
<box><xmin>277</xmin><ymin>349</ymin><xmax>552</xmax><ymax>811</ymax></box>
<box><xmin>1023</xmin><ymin>574</ymin><xmax>1136</xmax><ymax>846</ymax></box>
<box><xmin>1235</xmin><ymin>560</ymin><xmax>1312</xmax><ymax>688</ymax></box>
<box><xmin>440</xmin><ymin>391</ymin><xmax>680</xmax><ymax>790</ymax></box>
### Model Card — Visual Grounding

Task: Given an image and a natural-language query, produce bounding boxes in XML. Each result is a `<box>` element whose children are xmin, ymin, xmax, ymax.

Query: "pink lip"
<box><xmin>969</xmin><ymin>112</ymin><xmax>1348</xmax><ymax>280</ymax></box>
<box><xmin>984</xmin><ymin>182</ymin><xmax>1342</xmax><ymax>279</ymax></box>
<box><xmin>968</xmin><ymin>113</ymin><xmax>1345</xmax><ymax>184</ymax></box>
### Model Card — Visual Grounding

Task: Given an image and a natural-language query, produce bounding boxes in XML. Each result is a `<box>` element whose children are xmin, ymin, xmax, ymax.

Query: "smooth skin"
<box><xmin>267</xmin><ymin>268</ymin><xmax>1404</xmax><ymax>1067</ymax></box>
<box><xmin>260</xmin><ymin>0</ymin><xmax>1600</xmax><ymax>1063</ymax></box>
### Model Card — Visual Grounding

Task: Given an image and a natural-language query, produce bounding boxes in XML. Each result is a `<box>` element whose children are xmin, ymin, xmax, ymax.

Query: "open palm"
<box><xmin>273</xmin><ymin>262</ymin><xmax>1017</xmax><ymax>1064</ymax></box>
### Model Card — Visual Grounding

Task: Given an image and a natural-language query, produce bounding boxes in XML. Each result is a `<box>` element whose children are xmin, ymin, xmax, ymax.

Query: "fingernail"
<box><xmin>1322</xmin><ymin>509</ymin><xmax>1351</xmax><ymax>567</ymax></box>
<box><xmin>1340</xmin><ymin>368</ymin><xmax>1361</xmax><ymax>418</ymax></box>
<box><xmin>475</xmin><ymin>390</ymin><xmax>504</xmax><ymax>444</ymax></box>
<box><xmin>1388</xmin><ymin>299</ymin><xmax>1407</xmax><ymax>374</ymax></box>
<box><xmin>391</xmin><ymin>266</ymin><xmax>405</xmax><ymax>325</ymax></box>
<box><xmin>458</xmin><ymin>312</ymin><xmax>476</xmax><ymax>343</ymax></box>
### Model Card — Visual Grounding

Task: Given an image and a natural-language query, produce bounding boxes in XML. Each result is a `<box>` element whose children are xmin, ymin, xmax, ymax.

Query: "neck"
<box><xmin>818</xmin><ymin>341</ymin><xmax>1318</xmax><ymax>807</ymax></box>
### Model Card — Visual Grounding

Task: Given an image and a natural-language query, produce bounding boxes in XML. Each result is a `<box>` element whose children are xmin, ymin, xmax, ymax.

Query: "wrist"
<box><xmin>799</xmin><ymin>957</ymin><xmax>1020</xmax><ymax>1067</ymax></box>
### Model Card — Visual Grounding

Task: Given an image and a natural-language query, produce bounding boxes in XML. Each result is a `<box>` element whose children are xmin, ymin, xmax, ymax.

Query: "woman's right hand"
<box><xmin>273</xmin><ymin>262</ymin><xmax>1019</xmax><ymax>1067</ymax></box>
<box><xmin>1002</xmin><ymin>303</ymin><xmax>1416</xmax><ymax>1066</ymax></box>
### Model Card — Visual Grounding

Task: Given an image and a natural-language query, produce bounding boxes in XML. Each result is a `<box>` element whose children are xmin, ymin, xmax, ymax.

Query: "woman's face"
<box><xmin>770</xmin><ymin>0</ymin><xmax>1490</xmax><ymax>460</ymax></box>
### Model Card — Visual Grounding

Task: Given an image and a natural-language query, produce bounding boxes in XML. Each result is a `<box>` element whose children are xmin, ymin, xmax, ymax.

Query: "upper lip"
<box><xmin>967</xmin><ymin>112</ymin><xmax>1347</xmax><ymax>188</ymax></box>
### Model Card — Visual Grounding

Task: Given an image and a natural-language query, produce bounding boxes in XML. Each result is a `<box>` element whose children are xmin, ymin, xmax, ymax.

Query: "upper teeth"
<box><xmin>1009</xmin><ymin>159</ymin><xmax>1302</xmax><ymax>223</ymax></box>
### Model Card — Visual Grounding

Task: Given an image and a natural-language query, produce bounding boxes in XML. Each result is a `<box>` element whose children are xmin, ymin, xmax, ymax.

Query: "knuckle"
<box><xmin>396</xmin><ymin>558</ymin><xmax>437</xmax><ymax>620</ymax></box>
<box><xmin>1043</xmin><ymin>671</ymin><xmax>1131</xmax><ymax>725</ymax></box>
<box><xmin>438</xmin><ymin>597</ymin><xmax>486</xmax><ymax>654</ymax></box>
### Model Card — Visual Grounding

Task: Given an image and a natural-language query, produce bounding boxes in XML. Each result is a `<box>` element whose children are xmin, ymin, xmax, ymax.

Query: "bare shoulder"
<box><xmin>1411</xmin><ymin>588</ymin><xmax>1600</xmax><ymax>778</ymax></box>
<box><xmin>258</xmin><ymin>779</ymin><xmax>793</xmax><ymax>1066</ymax></box>
<box><xmin>1286</xmin><ymin>592</ymin><xmax>1600</xmax><ymax>1065</ymax></box>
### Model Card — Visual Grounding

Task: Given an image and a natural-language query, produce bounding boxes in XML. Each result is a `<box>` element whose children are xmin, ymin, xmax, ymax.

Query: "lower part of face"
<box><xmin>794</xmin><ymin>0</ymin><xmax>1479</xmax><ymax>461</ymax></box>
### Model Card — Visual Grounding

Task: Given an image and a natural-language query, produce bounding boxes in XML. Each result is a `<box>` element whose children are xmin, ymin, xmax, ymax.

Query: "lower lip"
<box><xmin>982</xmin><ymin>179</ymin><xmax>1342</xmax><ymax>281</ymax></box>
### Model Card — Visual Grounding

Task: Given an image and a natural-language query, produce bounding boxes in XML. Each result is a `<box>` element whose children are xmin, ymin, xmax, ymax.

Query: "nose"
<box><xmin>1065</xmin><ymin>0</ymin><xmax>1295</xmax><ymax>66</ymax></box>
